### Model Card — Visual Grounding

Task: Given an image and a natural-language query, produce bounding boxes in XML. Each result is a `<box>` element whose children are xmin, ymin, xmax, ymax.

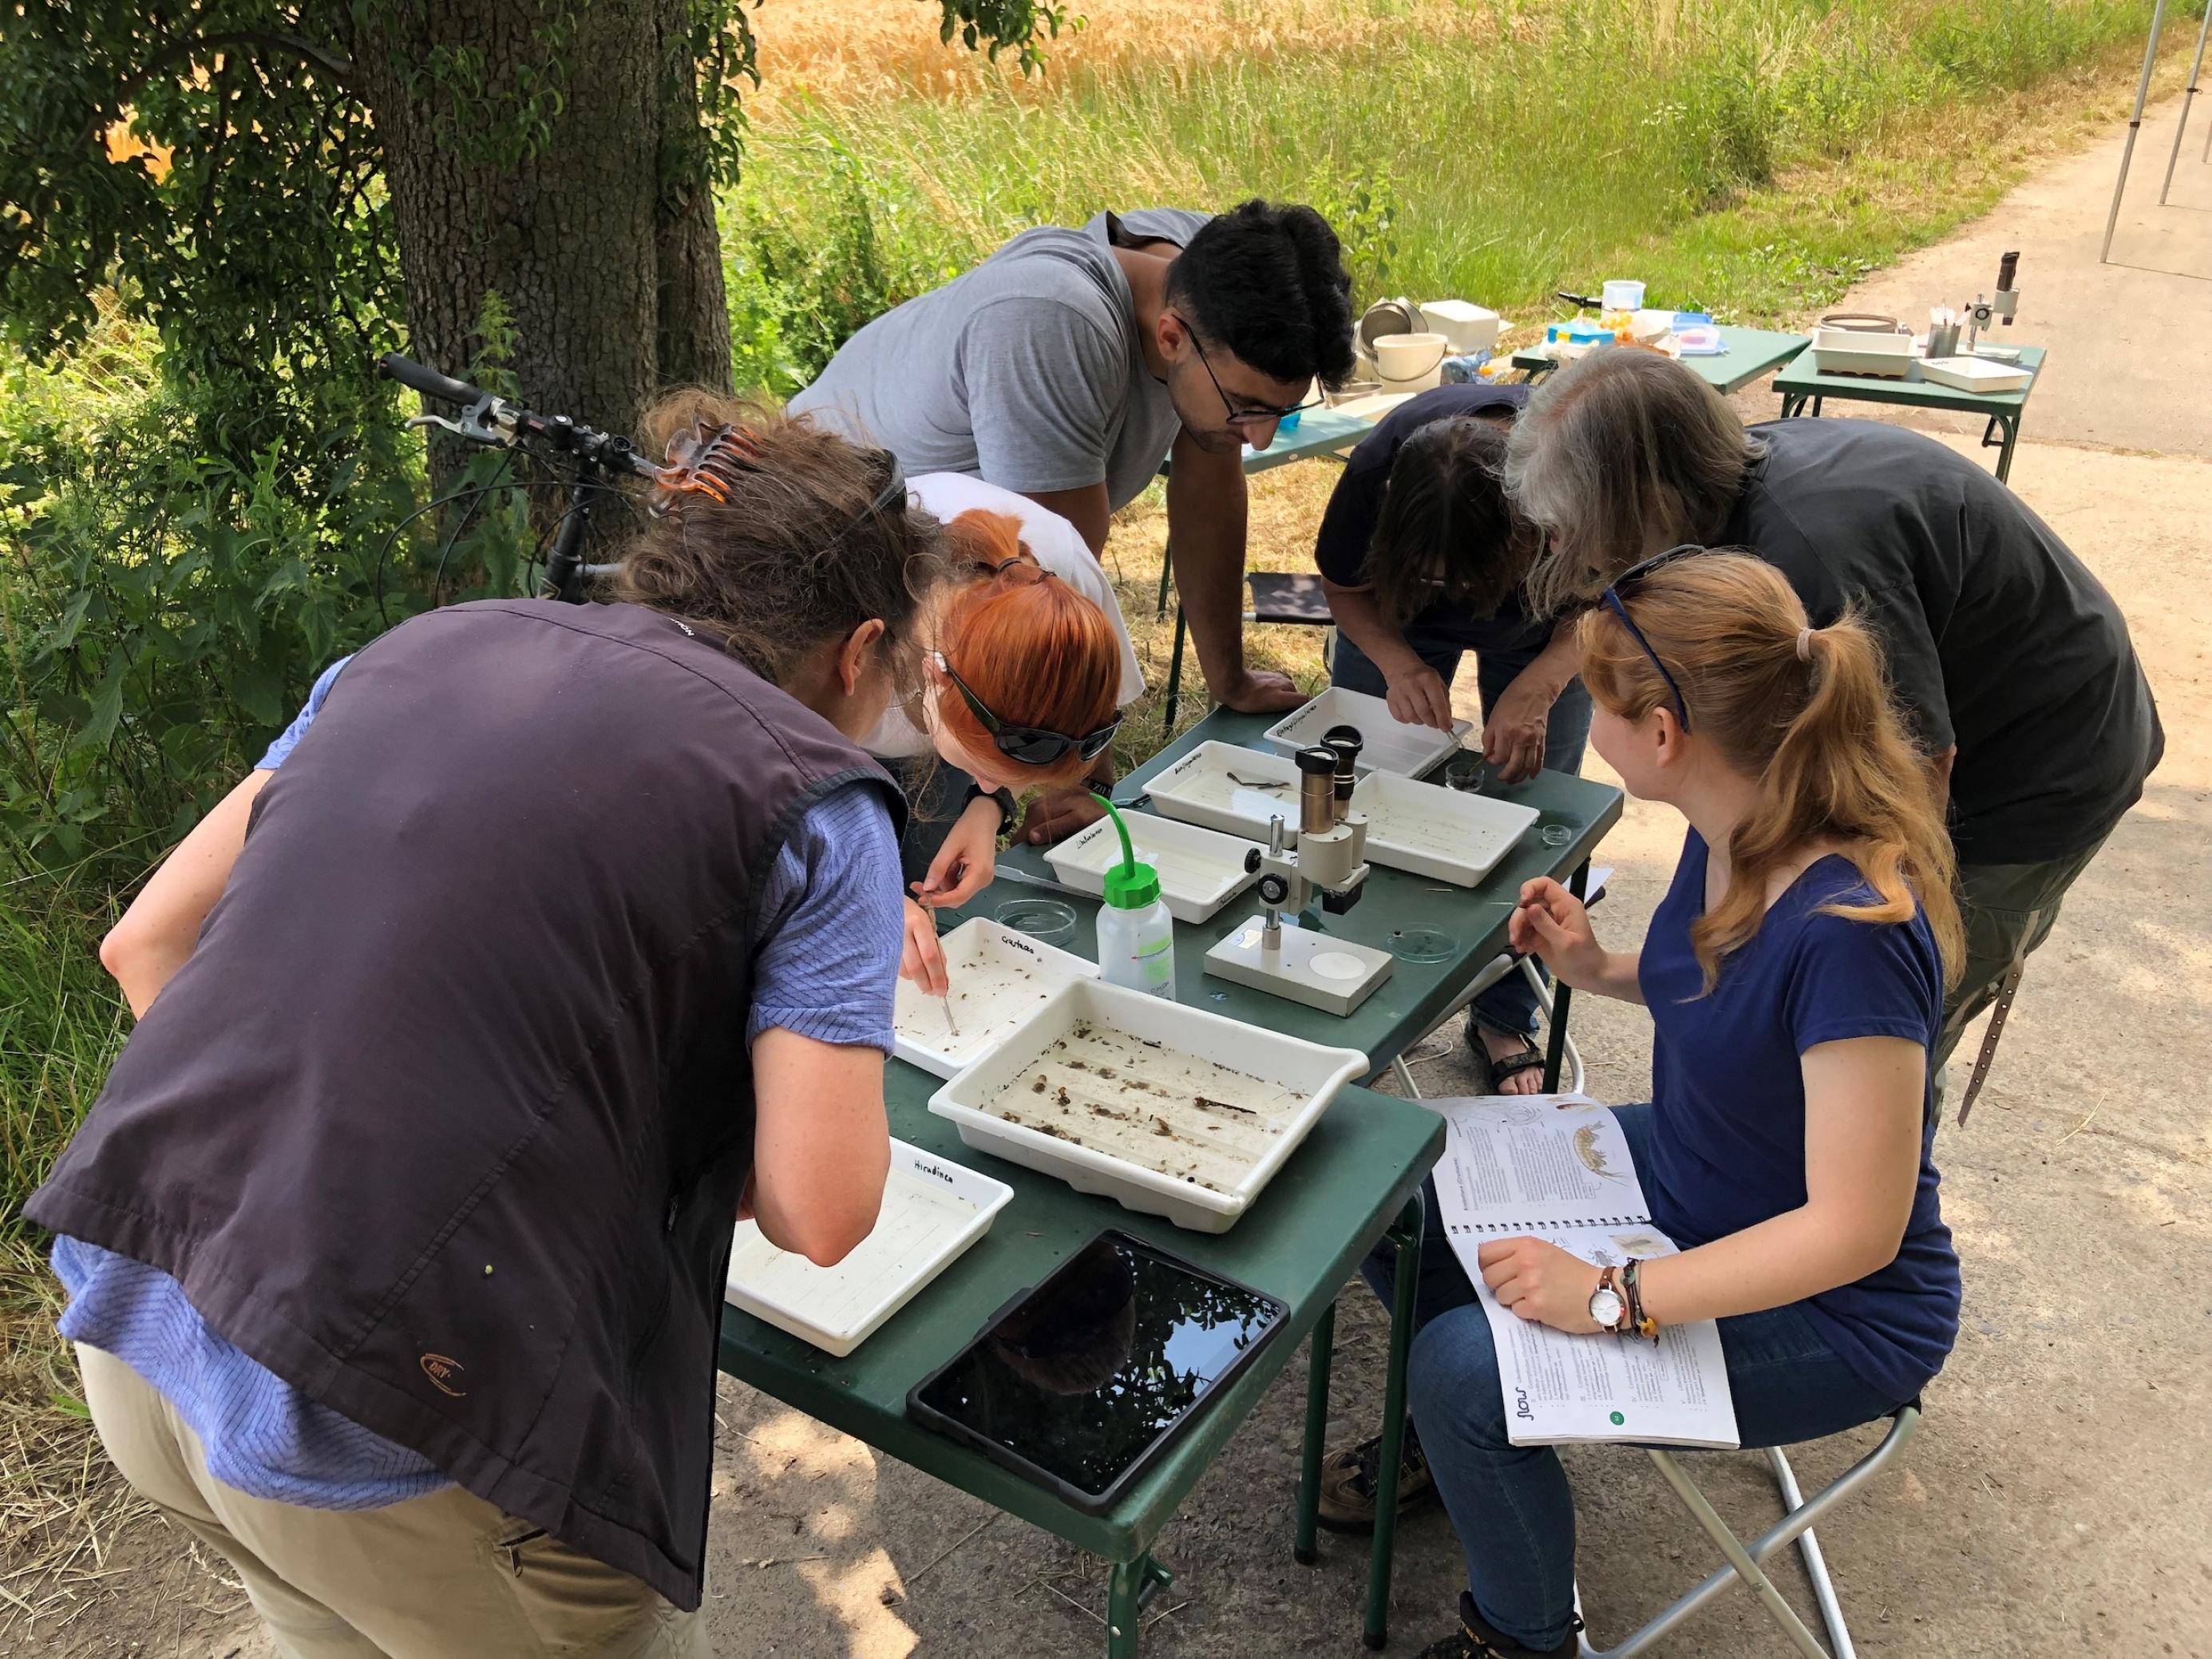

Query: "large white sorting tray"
<box><xmin>929</xmin><ymin>978</ymin><xmax>1365</xmax><ymax>1233</ymax></box>
<box><xmin>892</xmin><ymin>917</ymin><xmax>1098</xmax><ymax>1080</ymax></box>
<box><xmin>1263</xmin><ymin>686</ymin><xmax>1470</xmax><ymax>777</ymax></box>
<box><xmin>723</xmin><ymin>1140</ymin><xmax>1014</xmax><ymax>1357</ymax></box>
<box><xmin>1349</xmin><ymin>770</ymin><xmax>1541</xmax><ymax>887</ymax></box>
<box><xmin>1044</xmin><ymin>810</ymin><xmax>1262</xmax><ymax>924</ymax></box>
<box><xmin>1142</xmin><ymin>742</ymin><xmax>1307</xmax><ymax>842</ymax></box>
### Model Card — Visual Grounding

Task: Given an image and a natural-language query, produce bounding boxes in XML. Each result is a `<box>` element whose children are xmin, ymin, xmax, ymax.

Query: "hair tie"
<box><xmin>1795</xmin><ymin>627</ymin><xmax>1814</xmax><ymax>663</ymax></box>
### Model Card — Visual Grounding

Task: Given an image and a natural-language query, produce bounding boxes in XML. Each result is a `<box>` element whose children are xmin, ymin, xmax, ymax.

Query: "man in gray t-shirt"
<box><xmin>791</xmin><ymin>200</ymin><xmax>1355</xmax><ymax>834</ymax></box>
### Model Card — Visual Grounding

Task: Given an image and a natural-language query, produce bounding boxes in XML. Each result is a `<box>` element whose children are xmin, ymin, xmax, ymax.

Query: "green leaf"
<box><xmin>71</xmin><ymin>668</ymin><xmax>125</xmax><ymax>754</ymax></box>
<box><xmin>231</xmin><ymin>660</ymin><xmax>288</xmax><ymax>730</ymax></box>
<box><xmin>46</xmin><ymin>590</ymin><xmax>91</xmax><ymax>651</ymax></box>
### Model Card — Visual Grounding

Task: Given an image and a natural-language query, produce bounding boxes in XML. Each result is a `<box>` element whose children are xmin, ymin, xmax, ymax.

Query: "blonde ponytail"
<box><xmin>1577</xmin><ymin>552</ymin><xmax>1963</xmax><ymax>993</ymax></box>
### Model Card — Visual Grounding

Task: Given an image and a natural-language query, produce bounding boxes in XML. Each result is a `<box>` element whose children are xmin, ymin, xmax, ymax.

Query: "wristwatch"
<box><xmin>963</xmin><ymin>782</ymin><xmax>1018</xmax><ymax>837</ymax></box>
<box><xmin>1588</xmin><ymin>1265</ymin><xmax>1627</xmax><ymax>1334</ymax></box>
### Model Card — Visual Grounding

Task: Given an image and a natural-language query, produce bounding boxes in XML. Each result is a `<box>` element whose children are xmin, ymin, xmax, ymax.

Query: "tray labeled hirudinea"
<box><xmin>724</xmin><ymin>1140</ymin><xmax>1014</xmax><ymax>1358</ymax></box>
<box><xmin>1142</xmin><ymin>742</ymin><xmax>1306</xmax><ymax>842</ymax></box>
<box><xmin>1263</xmin><ymin>686</ymin><xmax>1470</xmax><ymax>777</ymax></box>
<box><xmin>930</xmin><ymin>979</ymin><xmax>1366</xmax><ymax>1233</ymax></box>
<box><xmin>893</xmin><ymin>918</ymin><xmax>1098</xmax><ymax>1080</ymax></box>
<box><xmin>1045</xmin><ymin>810</ymin><xmax>1262</xmax><ymax>924</ymax></box>
<box><xmin>1348</xmin><ymin>770</ymin><xmax>1542</xmax><ymax>887</ymax></box>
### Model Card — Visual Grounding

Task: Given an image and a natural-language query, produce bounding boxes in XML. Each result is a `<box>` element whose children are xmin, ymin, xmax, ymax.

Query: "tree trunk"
<box><xmin>350</xmin><ymin>0</ymin><xmax>731</xmax><ymax>473</ymax></box>
<box><xmin>653</xmin><ymin>0</ymin><xmax>734</xmax><ymax>395</ymax></box>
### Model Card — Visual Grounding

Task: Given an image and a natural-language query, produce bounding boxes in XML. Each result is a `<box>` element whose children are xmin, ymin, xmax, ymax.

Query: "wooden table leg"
<box><xmin>1541</xmin><ymin>861</ymin><xmax>1589</xmax><ymax>1092</ymax></box>
<box><xmin>1364</xmin><ymin>1189</ymin><xmax>1426</xmax><ymax>1650</ymax></box>
<box><xmin>1294</xmin><ymin>1299</ymin><xmax>1338</xmax><ymax>1566</ymax></box>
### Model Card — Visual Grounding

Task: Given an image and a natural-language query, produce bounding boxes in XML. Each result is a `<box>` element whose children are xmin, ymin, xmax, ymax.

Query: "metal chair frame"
<box><xmin>1576</xmin><ymin>1405</ymin><xmax>1923</xmax><ymax>1659</ymax></box>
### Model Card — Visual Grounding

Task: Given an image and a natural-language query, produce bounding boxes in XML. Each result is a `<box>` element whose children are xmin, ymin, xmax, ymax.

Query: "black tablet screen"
<box><xmin>912</xmin><ymin>1232</ymin><xmax>1282</xmax><ymax>1499</ymax></box>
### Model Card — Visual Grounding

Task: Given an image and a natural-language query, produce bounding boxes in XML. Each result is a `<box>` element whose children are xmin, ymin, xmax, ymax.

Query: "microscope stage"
<box><xmin>1203</xmin><ymin>915</ymin><xmax>1395</xmax><ymax>1017</ymax></box>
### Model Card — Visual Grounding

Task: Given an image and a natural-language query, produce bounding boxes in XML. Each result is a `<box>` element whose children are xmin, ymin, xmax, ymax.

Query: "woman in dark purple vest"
<box><xmin>29</xmin><ymin>397</ymin><xmax>941</xmax><ymax>1656</ymax></box>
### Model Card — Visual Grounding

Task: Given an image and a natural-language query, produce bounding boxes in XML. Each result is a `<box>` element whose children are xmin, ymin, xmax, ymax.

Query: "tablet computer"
<box><xmin>905</xmin><ymin>1229</ymin><xmax>1288</xmax><ymax>1513</ymax></box>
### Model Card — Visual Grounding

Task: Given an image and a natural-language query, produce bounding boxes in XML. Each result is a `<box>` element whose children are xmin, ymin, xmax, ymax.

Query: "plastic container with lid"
<box><xmin>1089</xmin><ymin>794</ymin><xmax>1176</xmax><ymax>999</ymax></box>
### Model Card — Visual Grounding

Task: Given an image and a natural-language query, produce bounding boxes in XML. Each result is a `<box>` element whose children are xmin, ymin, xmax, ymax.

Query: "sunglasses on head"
<box><xmin>935</xmin><ymin>652</ymin><xmax>1121</xmax><ymax>766</ymax></box>
<box><xmin>1599</xmin><ymin>543</ymin><xmax>1709</xmax><ymax>732</ymax></box>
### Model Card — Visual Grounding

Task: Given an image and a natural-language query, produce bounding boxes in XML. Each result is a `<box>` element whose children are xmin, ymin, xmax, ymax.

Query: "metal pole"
<box><xmin>2159</xmin><ymin>1</ymin><xmax>2212</xmax><ymax>203</ymax></box>
<box><xmin>2103</xmin><ymin>0</ymin><xmax>2172</xmax><ymax>263</ymax></box>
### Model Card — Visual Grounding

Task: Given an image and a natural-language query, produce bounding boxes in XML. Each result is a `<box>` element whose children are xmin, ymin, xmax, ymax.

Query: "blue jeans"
<box><xmin>1382</xmin><ymin>1104</ymin><xmax>1909</xmax><ymax>1651</ymax></box>
<box><xmin>1330</xmin><ymin>620</ymin><xmax>1593</xmax><ymax>1039</ymax></box>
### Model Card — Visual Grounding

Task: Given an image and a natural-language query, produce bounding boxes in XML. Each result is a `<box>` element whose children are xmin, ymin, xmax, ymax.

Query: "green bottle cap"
<box><xmin>1092</xmin><ymin>794</ymin><xmax>1161</xmax><ymax>909</ymax></box>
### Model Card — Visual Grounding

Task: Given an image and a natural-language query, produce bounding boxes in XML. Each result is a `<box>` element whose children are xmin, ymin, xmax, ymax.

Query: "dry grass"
<box><xmin>749</xmin><ymin>0</ymin><xmax>1505</xmax><ymax>109</ymax></box>
<box><xmin>0</xmin><ymin>1239</ymin><xmax>150</xmax><ymax>1649</ymax></box>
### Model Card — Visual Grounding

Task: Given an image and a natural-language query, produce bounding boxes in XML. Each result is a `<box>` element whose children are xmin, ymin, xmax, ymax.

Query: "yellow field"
<box><xmin>749</xmin><ymin>0</ymin><xmax>1503</xmax><ymax>107</ymax></box>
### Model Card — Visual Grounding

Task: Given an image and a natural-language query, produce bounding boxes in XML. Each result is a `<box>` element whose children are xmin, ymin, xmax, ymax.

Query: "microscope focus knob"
<box><xmin>1256</xmin><ymin>873</ymin><xmax>1292</xmax><ymax>906</ymax></box>
<box><xmin>1244</xmin><ymin>847</ymin><xmax>1263</xmax><ymax>874</ymax></box>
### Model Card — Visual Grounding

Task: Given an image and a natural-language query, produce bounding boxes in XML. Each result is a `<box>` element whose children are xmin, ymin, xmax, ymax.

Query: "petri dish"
<box><xmin>995</xmin><ymin>897</ymin><xmax>1079</xmax><ymax>948</ymax></box>
<box><xmin>1387</xmin><ymin>927</ymin><xmax>1458</xmax><ymax>964</ymax></box>
<box><xmin>1445</xmin><ymin>754</ymin><xmax>1489</xmax><ymax>794</ymax></box>
<box><xmin>1540</xmin><ymin>823</ymin><xmax>1575</xmax><ymax>849</ymax></box>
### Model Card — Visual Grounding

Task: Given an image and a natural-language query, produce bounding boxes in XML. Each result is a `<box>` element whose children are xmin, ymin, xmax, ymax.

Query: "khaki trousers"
<box><xmin>79</xmin><ymin>1344</ymin><xmax>709</xmax><ymax>1658</ymax></box>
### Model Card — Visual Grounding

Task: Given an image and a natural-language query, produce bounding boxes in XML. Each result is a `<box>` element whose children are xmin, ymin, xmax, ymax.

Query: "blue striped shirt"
<box><xmin>55</xmin><ymin>655</ymin><xmax>902</xmax><ymax>1507</ymax></box>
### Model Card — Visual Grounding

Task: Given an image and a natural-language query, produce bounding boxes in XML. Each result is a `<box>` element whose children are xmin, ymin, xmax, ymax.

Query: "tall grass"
<box><xmin>723</xmin><ymin>0</ymin><xmax>2162</xmax><ymax>390</ymax></box>
<box><xmin>0</xmin><ymin>888</ymin><xmax>121</xmax><ymax>1233</ymax></box>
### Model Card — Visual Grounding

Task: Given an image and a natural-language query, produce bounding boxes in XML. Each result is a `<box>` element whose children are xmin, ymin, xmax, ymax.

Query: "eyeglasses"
<box><xmin>936</xmin><ymin>652</ymin><xmax>1122</xmax><ymax>766</ymax></box>
<box><xmin>1599</xmin><ymin>543</ymin><xmax>1709</xmax><ymax>732</ymax></box>
<box><xmin>1176</xmin><ymin>316</ymin><xmax>1325</xmax><ymax>431</ymax></box>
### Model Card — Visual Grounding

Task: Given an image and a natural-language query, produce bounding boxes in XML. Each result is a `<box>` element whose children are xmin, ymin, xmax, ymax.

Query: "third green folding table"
<box><xmin>1510</xmin><ymin>324</ymin><xmax>1810</xmax><ymax>396</ymax></box>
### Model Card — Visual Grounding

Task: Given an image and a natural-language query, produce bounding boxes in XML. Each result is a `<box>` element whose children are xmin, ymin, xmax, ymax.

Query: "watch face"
<box><xmin>1589</xmin><ymin>1288</ymin><xmax>1624</xmax><ymax>1327</ymax></box>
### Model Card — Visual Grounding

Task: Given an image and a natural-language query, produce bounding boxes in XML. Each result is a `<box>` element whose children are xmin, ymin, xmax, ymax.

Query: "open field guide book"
<box><xmin>1430</xmin><ymin>1095</ymin><xmax>1740</xmax><ymax>1448</ymax></box>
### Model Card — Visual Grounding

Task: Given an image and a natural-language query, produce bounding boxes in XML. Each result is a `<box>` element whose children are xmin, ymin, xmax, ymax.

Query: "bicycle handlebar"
<box><xmin>378</xmin><ymin>352</ymin><xmax>484</xmax><ymax>407</ymax></box>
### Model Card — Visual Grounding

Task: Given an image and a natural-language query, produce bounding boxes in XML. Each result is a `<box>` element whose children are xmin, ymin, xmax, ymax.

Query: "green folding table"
<box><xmin>1772</xmin><ymin>344</ymin><xmax>2047</xmax><ymax>485</ymax></box>
<box><xmin>717</xmin><ymin>708</ymin><xmax>1624</xmax><ymax>1654</ymax></box>
<box><xmin>1510</xmin><ymin>324</ymin><xmax>1810</xmax><ymax>397</ymax></box>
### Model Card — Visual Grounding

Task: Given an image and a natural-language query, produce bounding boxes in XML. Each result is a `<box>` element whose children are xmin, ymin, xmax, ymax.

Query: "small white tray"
<box><xmin>1045</xmin><ymin>811</ymin><xmax>1262</xmax><ymax>924</ymax></box>
<box><xmin>1349</xmin><ymin>771</ymin><xmax>1541</xmax><ymax>887</ymax></box>
<box><xmin>724</xmin><ymin>1140</ymin><xmax>1012</xmax><ymax>1357</ymax></box>
<box><xmin>1263</xmin><ymin>687</ymin><xmax>1469</xmax><ymax>777</ymax></box>
<box><xmin>892</xmin><ymin>918</ymin><xmax>1097</xmax><ymax>1079</ymax></box>
<box><xmin>1143</xmin><ymin>742</ymin><xmax>1308</xmax><ymax>842</ymax></box>
<box><xmin>1917</xmin><ymin>354</ymin><xmax>2034</xmax><ymax>394</ymax></box>
<box><xmin>929</xmin><ymin>979</ymin><xmax>1366</xmax><ymax>1233</ymax></box>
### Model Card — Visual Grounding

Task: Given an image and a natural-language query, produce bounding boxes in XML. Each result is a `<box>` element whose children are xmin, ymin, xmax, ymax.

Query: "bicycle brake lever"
<box><xmin>406</xmin><ymin>398</ymin><xmax>507</xmax><ymax>447</ymax></box>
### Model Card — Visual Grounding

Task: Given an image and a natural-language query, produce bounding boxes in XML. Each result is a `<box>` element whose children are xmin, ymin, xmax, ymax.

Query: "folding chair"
<box><xmin>1157</xmin><ymin>562</ymin><xmax>1338</xmax><ymax>732</ymax></box>
<box><xmin>1575</xmin><ymin>1403</ymin><xmax>1924</xmax><ymax>1659</ymax></box>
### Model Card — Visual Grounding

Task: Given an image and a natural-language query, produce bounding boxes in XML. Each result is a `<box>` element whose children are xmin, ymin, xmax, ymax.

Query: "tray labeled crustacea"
<box><xmin>930</xmin><ymin>979</ymin><xmax>1366</xmax><ymax>1233</ymax></box>
<box><xmin>893</xmin><ymin>917</ymin><xmax>1098</xmax><ymax>1079</ymax></box>
<box><xmin>724</xmin><ymin>1140</ymin><xmax>1014</xmax><ymax>1357</ymax></box>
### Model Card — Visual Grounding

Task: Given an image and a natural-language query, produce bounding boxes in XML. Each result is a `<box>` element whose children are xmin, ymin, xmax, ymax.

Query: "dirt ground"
<box><xmin>14</xmin><ymin>94</ymin><xmax>2212</xmax><ymax>1659</ymax></box>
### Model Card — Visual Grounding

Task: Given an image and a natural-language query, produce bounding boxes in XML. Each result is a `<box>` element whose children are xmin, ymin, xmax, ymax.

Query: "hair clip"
<box><xmin>650</xmin><ymin>418</ymin><xmax>764</xmax><ymax>510</ymax></box>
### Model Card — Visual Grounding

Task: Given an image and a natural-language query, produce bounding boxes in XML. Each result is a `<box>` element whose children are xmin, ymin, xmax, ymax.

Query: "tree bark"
<box><xmin>349</xmin><ymin>0</ymin><xmax>730</xmax><ymax>470</ymax></box>
<box><xmin>652</xmin><ymin>0</ymin><xmax>734</xmax><ymax>395</ymax></box>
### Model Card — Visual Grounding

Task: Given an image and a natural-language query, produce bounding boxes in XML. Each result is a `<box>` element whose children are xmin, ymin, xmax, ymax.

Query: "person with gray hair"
<box><xmin>1502</xmin><ymin>349</ymin><xmax>2163</xmax><ymax>1115</ymax></box>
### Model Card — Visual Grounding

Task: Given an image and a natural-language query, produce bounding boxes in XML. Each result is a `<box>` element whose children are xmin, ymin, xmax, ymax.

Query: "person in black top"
<box><xmin>1503</xmin><ymin>350</ymin><xmax>2163</xmax><ymax>1111</ymax></box>
<box><xmin>1316</xmin><ymin>383</ymin><xmax>1591</xmax><ymax>1091</ymax></box>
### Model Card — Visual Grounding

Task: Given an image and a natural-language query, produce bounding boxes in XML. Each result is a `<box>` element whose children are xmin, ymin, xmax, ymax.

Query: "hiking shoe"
<box><xmin>1416</xmin><ymin>1592</ymin><xmax>1582</xmax><ymax>1658</ymax></box>
<box><xmin>1315</xmin><ymin>1425</ymin><xmax>1434</xmax><ymax>1533</ymax></box>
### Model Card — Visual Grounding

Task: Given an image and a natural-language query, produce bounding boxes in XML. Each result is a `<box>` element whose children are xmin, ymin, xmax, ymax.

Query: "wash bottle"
<box><xmin>1090</xmin><ymin>794</ymin><xmax>1176</xmax><ymax>999</ymax></box>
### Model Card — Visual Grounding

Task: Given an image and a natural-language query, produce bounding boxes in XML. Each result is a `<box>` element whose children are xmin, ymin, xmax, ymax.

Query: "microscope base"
<box><xmin>1204</xmin><ymin>915</ymin><xmax>1395</xmax><ymax>1017</ymax></box>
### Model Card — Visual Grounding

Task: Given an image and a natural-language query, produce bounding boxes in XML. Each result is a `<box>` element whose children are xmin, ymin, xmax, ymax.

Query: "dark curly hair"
<box><xmin>612</xmin><ymin>390</ymin><xmax>943</xmax><ymax>691</ymax></box>
<box><xmin>1165</xmin><ymin>200</ymin><xmax>1357</xmax><ymax>388</ymax></box>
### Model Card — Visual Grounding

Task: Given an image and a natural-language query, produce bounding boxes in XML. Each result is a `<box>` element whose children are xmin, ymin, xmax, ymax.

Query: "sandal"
<box><xmin>1473</xmin><ymin>1024</ymin><xmax>1546</xmax><ymax>1091</ymax></box>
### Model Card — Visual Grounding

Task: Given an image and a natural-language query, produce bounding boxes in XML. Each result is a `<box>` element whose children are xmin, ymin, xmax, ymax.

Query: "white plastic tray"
<box><xmin>929</xmin><ymin>979</ymin><xmax>1366</xmax><ymax>1233</ymax></box>
<box><xmin>892</xmin><ymin>918</ymin><xmax>1097</xmax><ymax>1079</ymax></box>
<box><xmin>1917</xmin><ymin>354</ymin><xmax>2034</xmax><ymax>394</ymax></box>
<box><xmin>1349</xmin><ymin>771</ymin><xmax>1542</xmax><ymax>887</ymax></box>
<box><xmin>1263</xmin><ymin>687</ymin><xmax>1470</xmax><ymax>777</ymax></box>
<box><xmin>1143</xmin><ymin>742</ymin><xmax>1308</xmax><ymax>842</ymax></box>
<box><xmin>1045</xmin><ymin>811</ymin><xmax>1262</xmax><ymax>924</ymax></box>
<box><xmin>723</xmin><ymin>1140</ymin><xmax>1012</xmax><ymax>1357</ymax></box>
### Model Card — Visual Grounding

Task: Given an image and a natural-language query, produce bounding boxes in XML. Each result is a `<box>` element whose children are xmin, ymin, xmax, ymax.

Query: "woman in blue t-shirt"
<box><xmin>1402</xmin><ymin>549</ymin><xmax>1965</xmax><ymax>1659</ymax></box>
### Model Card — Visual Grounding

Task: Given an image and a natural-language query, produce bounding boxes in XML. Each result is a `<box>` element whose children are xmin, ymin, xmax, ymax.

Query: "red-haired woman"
<box><xmin>866</xmin><ymin>473</ymin><xmax>1143</xmax><ymax>992</ymax></box>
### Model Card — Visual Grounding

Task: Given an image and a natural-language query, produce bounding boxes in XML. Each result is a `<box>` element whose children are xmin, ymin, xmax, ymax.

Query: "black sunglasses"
<box><xmin>1176</xmin><ymin>315</ymin><xmax>1324</xmax><ymax>430</ymax></box>
<box><xmin>936</xmin><ymin>652</ymin><xmax>1122</xmax><ymax>766</ymax></box>
<box><xmin>1599</xmin><ymin>543</ymin><xmax>1709</xmax><ymax>732</ymax></box>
